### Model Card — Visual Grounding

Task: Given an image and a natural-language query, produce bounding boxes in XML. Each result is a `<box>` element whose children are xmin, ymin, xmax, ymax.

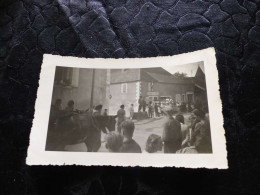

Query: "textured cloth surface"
<box><xmin>0</xmin><ymin>0</ymin><xmax>260</xmax><ymax>194</ymax></box>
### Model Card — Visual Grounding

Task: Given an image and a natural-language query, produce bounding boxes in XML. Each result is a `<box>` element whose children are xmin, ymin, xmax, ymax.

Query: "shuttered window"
<box><xmin>121</xmin><ymin>83</ymin><xmax>127</xmax><ymax>93</ymax></box>
<box><xmin>54</xmin><ymin>67</ymin><xmax>79</xmax><ymax>87</ymax></box>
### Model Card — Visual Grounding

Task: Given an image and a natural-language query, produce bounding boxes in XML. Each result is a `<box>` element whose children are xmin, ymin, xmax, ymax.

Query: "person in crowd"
<box><xmin>55</xmin><ymin>100</ymin><xmax>79</xmax><ymax>150</ymax></box>
<box><xmin>175</xmin><ymin>114</ymin><xmax>188</xmax><ymax>142</ymax></box>
<box><xmin>202</xmin><ymin>104</ymin><xmax>209</xmax><ymax>120</ymax></box>
<box><xmin>46</xmin><ymin>99</ymin><xmax>63</xmax><ymax>150</ymax></box>
<box><xmin>190</xmin><ymin>109</ymin><xmax>212</xmax><ymax>153</ymax></box>
<box><xmin>158</xmin><ymin>102</ymin><xmax>163</xmax><ymax>116</ymax></box>
<box><xmin>92</xmin><ymin>104</ymin><xmax>102</xmax><ymax>116</ymax></box>
<box><xmin>119</xmin><ymin>120</ymin><xmax>141</xmax><ymax>153</ymax></box>
<box><xmin>129</xmin><ymin>104</ymin><xmax>134</xmax><ymax>120</ymax></box>
<box><xmin>138</xmin><ymin>96</ymin><xmax>142</xmax><ymax>112</ymax></box>
<box><xmin>176</xmin><ymin>146</ymin><xmax>198</xmax><ymax>153</ymax></box>
<box><xmin>181</xmin><ymin>111</ymin><xmax>200</xmax><ymax>148</ymax></box>
<box><xmin>54</xmin><ymin>99</ymin><xmax>62</xmax><ymax>110</ymax></box>
<box><xmin>162</xmin><ymin>107</ymin><xmax>182</xmax><ymax>153</ymax></box>
<box><xmin>144</xmin><ymin>134</ymin><xmax>163</xmax><ymax>153</ymax></box>
<box><xmin>142</xmin><ymin>97</ymin><xmax>146</xmax><ymax>112</ymax></box>
<box><xmin>187</xmin><ymin>102</ymin><xmax>192</xmax><ymax>112</ymax></box>
<box><xmin>194</xmin><ymin>99</ymin><xmax>203</xmax><ymax>110</ymax></box>
<box><xmin>49</xmin><ymin>99</ymin><xmax>62</xmax><ymax>126</ymax></box>
<box><xmin>117</xmin><ymin>105</ymin><xmax>126</xmax><ymax>133</ymax></box>
<box><xmin>148</xmin><ymin>101</ymin><xmax>154</xmax><ymax>118</ymax></box>
<box><xmin>154</xmin><ymin>103</ymin><xmax>159</xmax><ymax>117</ymax></box>
<box><xmin>105</xmin><ymin>132</ymin><xmax>123</xmax><ymax>152</ymax></box>
<box><xmin>103</xmin><ymin>109</ymin><xmax>108</xmax><ymax>116</ymax></box>
<box><xmin>152</xmin><ymin>102</ymin><xmax>155</xmax><ymax>118</ymax></box>
<box><xmin>65</xmin><ymin>100</ymin><xmax>74</xmax><ymax>111</ymax></box>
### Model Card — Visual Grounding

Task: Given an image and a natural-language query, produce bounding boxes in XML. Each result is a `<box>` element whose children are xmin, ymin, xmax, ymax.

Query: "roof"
<box><xmin>110</xmin><ymin>69</ymin><xmax>140</xmax><ymax>84</ymax></box>
<box><xmin>142</xmin><ymin>67</ymin><xmax>173</xmax><ymax>75</ymax></box>
<box><xmin>110</xmin><ymin>67</ymin><xmax>196</xmax><ymax>85</ymax></box>
<box><xmin>145</xmin><ymin>72</ymin><xmax>192</xmax><ymax>84</ymax></box>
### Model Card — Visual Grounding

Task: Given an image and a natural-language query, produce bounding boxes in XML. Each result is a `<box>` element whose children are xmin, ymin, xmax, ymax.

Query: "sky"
<box><xmin>163</xmin><ymin>61</ymin><xmax>204</xmax><ymax>77</ymax></box>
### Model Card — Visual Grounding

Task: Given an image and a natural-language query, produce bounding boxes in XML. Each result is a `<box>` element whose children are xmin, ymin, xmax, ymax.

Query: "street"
<box><xmin>64</xmin><ymin>114</ymin><xmax>191</xmax><ymax>153</ymax></box>
<box><xmin>99</xmin><ymin>116</ymin><xmax>166</xmax><ymax>152</ymax></box>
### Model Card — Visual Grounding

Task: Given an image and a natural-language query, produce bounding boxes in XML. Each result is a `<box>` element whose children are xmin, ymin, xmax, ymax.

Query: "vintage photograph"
<box><xmin>46</xmin><ymin>62</ymin><xmax>212</xmax><ymax>154</ymax></box>
<box><xmin>27</xmin><ymin>48</ymin><xmax>227</xmax><ymax>168</ymax></box>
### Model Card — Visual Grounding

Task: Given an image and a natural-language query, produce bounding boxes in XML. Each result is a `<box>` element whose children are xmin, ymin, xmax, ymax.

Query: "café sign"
<box><xmin>147</xmin><ymin>91</ymin><xmax>159</xmax><ymax>96</ymax></box>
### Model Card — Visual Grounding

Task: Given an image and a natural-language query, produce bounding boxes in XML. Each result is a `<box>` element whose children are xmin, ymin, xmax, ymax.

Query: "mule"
<box><xmin>83</xmin><ymin>115</ymin><xmax>117</xmax><ymax>152</ymax></box>
<box><xmin>45</xmin><ymin>111</ymin><xmax>117</xmax><ymax>152</ymax></box>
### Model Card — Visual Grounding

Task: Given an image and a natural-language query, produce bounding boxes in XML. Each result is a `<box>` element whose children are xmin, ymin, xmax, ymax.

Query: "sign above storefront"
<box><xmin>147</xmin><ymin>91</ymin><xmax>159</xmax><ymax>96</ymax></box>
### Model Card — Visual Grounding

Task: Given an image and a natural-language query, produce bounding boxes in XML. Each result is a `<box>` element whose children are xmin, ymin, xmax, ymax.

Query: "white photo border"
<box><xmin>26</xmin><ymin>48</ymin><xmax>228</xmax><ymax>169</ymax></box>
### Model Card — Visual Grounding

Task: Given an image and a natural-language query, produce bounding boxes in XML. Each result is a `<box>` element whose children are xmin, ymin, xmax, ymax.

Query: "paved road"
<box><xmin>99</xmin><ymin>116</ymin><xmax>166</xmax><ymax>152</ymax></box>
<box><xmin>65</xmin><ymin>114</ymin><xmax>191</xmax><ymax>152</ymax></box>
<box><xmin>64</xmin><ymin>116</ymin><xmax>166</xmax><ymax>152</ymax></box>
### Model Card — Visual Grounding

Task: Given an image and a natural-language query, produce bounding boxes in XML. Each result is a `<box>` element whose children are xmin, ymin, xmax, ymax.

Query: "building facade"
<box><xmin>50</xmin><ymin>66</ymin><xmax>207</xmax><ymax>116</ymax></box>
<box><xmin>51</xmin><ymin>67</ymin><xmax>108</xmax><ymax>111</ymax></box>
<box><xmin>108</xmin><ymin>66</ymin><xmax>207</xmax><ymax>115</ymax></box>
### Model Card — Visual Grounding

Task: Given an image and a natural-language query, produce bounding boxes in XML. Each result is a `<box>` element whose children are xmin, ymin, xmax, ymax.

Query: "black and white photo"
<box><xmin>46</xmin><ymin>63</ymin><xmax>212</xmax><ymax>154</ymax></box>
<box><xmin>27</xmin><ymin>48</ymin><xmax>227</xmax><ymax>168</ymax></box>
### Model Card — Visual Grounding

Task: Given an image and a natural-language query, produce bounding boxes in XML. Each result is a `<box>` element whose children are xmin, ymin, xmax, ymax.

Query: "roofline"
<box><xmin>110</xmin><ymin>80</ymin><xmax>193</xmax><ymax>85</ymax></box>
<box><xmin>110</xmin><ymin>80</ymin><xmax>140</xmax><ymax>84</ymax></box>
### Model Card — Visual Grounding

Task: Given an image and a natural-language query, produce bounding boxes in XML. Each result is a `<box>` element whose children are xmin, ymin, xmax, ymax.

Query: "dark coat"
<box><xmin>162</xmin><ymin>117</ymin><xmax>182</xmax><ymax>153</ymax></box>
<box><xmin>190</xmin><ymin>120</ymin><xmax>212</xmax><ymax>153</ymax></box>
<box><xmin>119</xmin><ymin>139</ymin><xmax>141</xmax><ymax>153</ymax></box>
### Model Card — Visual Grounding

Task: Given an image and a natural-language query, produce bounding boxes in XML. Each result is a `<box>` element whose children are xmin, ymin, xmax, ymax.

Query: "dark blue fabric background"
<box><xmin>0</xmin><ymin>0</ymin><xmax>259</xmax><ymax>194</ymax></box>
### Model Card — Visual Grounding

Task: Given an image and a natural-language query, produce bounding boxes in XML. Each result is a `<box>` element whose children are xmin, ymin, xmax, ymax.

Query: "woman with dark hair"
<box><xmin>144</xmin><ymin>134</ymin><xmax>163</xmax><ymax>153</ymax></box>
<box><xmin>190</xmin><ymin>109</ymin><xmax>212</xmax><ymax>153</ymax></box>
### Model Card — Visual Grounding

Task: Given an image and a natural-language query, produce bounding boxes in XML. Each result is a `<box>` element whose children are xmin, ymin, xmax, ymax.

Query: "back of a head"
<box><xmin>68</xmin><ymin>100</ymin><xmax>74</xmax><ymax>107</ymax></box>
<box><xmin>145</xmin><ymin>134</ymin><xmax>162</xmax><ymax>153</ymax></box>
<box><xmin>192</xmin><ymin>109</ymin><xmax>205</xmax><ymax>119</ymax></box>
<box><xmin>106</xmin><ymin>132</ymin><xmax>123</xmax><ymax>152</ymax></box>
<box><xmin>121</xmin><ymin>119</ymin><xmax>135</xmax><ymax>138</ymax></box>
<box><xmin>176</xmin><ymin>114</ymin><xmax>185</xmax><ymax>124</ymax></box>
<box><xmin>120</xmin><ymin>105</ymin><xmax>124</xmax><ymax>109</ymax></box>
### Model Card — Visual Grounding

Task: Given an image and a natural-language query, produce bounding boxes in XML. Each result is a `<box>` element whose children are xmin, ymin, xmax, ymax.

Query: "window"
<box><xmin>148</xmin><ymin>82</ymin><xmax>154</xmax><ymax>92</ymax></box>
<box><xmin>182</xmin><ymin>94</ymin><xmax>185</xmax><ymax>102</ymax></box>
<box><xmin>54</xmin><ymin>67</ymin><xmax>79</xmax><ymax>87</ymax></box>
<box><xmin>121</xmin><ymin>83</ymin><xmax>127</xmax><ymax>93</ymax></box>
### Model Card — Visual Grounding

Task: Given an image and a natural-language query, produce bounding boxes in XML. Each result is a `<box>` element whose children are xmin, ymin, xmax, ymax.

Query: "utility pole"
<box><xmin>90</xmin><ymin>69</ymin><xmax>95</xmax><ymax>110</ymax></box>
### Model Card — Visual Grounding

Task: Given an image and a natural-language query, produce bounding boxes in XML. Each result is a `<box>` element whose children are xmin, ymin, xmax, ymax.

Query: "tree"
<box><xmin>172</xmin><ymin>72</ymin><xmax>187</xmax><ymax>79</ymax></box>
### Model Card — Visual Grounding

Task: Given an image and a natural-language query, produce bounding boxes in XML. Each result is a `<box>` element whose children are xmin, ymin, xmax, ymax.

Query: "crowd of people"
<box><xmin>138</xmin><ymin>96</ymin><xmax>161</xmax><ymax>118</ymax></box>
<box><xmin>137</xmin><ymin>96</ymin><xmax>192</xmax><ymax>119</ymax></box>
<box><xmin>48</xmin><ymin>97</ymin><xmax>212</xmax><ymax>154</ymax></box>
<box><xmin>104</xmin><ymin>105</ymin><xmax>212</xmax><ymax>153</ymax></box>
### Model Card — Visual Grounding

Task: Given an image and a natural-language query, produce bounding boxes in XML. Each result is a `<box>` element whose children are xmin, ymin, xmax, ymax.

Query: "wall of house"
<box><xmin>108</xmin><ymin>82</ymin><xmax>138</xmax><ymax>116</ymax></box>
<box><xmin>51</xmin><ymin>69</ymin><xmax>107</xmax><ymax>110</ymax></box>
<box><xmin>110</xmin><ymin>69</ymin><xmax>140</xmax><ymax>84</ymax></box>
